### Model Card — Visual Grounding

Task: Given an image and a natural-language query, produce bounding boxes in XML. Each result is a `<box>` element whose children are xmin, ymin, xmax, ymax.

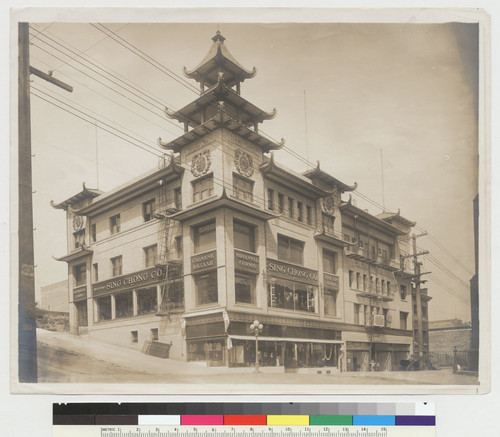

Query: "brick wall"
<box><xmin>429</xmin><ymin>327</ymin><xmax>471</xmax><ymax>353</ymax></box>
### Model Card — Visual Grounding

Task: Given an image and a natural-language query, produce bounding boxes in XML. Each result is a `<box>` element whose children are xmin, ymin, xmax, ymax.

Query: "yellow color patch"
<box><xmin>267</xmin><ymin>415</ymin><xmax>309</xmax><ymax>426</ymax></box>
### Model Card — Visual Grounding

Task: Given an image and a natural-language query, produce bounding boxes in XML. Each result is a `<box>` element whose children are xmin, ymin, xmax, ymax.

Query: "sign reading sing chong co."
<box><xmin>93</xmin><ymin>266</ymin><xmax>166</xmax><ymax>297</ymax></box>
<box><xmin>266</xmin><ymin>259</ymin><xmax>318</xmax><ymax>285</ymax></box>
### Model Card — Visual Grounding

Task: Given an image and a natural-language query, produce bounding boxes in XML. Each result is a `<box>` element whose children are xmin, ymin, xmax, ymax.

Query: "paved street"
<box><xmin>36</xmin><ymin>329</ymin><xmax>479</xmax><ymax>387</ymax></box>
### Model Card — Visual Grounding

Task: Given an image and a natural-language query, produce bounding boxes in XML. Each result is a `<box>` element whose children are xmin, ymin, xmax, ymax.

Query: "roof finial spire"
<box><xmin>212</xmin><ymin>30</ymin><xmax>225</xmax><ymax>42</ymax></box>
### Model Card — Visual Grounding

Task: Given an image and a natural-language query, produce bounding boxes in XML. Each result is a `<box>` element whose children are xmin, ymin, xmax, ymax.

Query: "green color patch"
<box><xmin>309</xmin><ymin>415</ymin><xmax>353</xmax><ymax>425</ymax></box>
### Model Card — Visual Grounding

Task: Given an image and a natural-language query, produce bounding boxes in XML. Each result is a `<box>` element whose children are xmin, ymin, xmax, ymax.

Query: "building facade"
<box><xmin>52</xmin><ymin>32</ymin><xmax>423</xmax><ymax>372</ymax></box>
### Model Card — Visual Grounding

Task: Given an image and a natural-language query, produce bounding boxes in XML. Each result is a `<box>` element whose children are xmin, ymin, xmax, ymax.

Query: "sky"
<box><xmin>23</xmin><ymin>20</ymin><xmax>479</xmax><ymax>322</ymax></box>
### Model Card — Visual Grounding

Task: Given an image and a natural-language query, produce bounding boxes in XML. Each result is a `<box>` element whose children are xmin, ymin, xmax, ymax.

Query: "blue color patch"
<box><xmin>353</xmin><ymin>415</ymin><xmax>396</xmax><ymax>426</ymax></box>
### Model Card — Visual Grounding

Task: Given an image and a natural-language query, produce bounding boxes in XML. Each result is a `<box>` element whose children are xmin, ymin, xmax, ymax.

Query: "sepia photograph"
<box><xmin>10</xmin><ymin>8</ymin><xmax>489</xmax><ymax>394</ymax></box>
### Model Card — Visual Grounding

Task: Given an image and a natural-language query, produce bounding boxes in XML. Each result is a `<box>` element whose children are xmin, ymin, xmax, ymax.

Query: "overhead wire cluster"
<box><xmin>28</xmin><ymin>23</ymin><xmax>475</xmax><ymax>312</ymax></box>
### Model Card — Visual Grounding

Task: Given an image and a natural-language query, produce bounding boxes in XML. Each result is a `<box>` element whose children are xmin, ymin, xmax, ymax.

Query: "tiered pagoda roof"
<box><xmin>165</xmin><ymin>74</ymin><xmax>276</xmax><ymax>129</ymax></box>
<box><xmin>159</xmin><ymin>31</ymin><xmax>283</xmax><ymax>153</ymax></box>
<box><xmin>183</xmin><ymin>31</ymin><xmax>257</xmax><ymax>89</ymax></box>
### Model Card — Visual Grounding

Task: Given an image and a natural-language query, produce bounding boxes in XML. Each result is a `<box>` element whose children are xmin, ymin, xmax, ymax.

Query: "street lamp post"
<box><xmin>250</xmin><ymin>319</ymin><xmax>263</xmax><ymax>373</ymax></box>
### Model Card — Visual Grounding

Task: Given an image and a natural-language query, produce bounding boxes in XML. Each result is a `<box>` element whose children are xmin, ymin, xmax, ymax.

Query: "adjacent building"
<box><xmin>51</xmin><ymin>32</ymin><xmax>426</xmax><ymax>372</ymax></box>
<box><xmin>39</xmin><ymin>280</ymin><xmax>69</xmax><ymax>313</ymax></box>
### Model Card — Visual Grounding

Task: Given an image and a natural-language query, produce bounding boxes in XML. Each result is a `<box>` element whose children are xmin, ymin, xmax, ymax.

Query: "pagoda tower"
<box><xmin>157</xmin><ymin>31</ymin><xmax>284</xmax><ymax>209</ymax></box>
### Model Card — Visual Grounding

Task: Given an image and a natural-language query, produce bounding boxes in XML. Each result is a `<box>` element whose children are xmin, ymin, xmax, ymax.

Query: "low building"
<box><xmin>51</xmin><ymin>31</ymin><xmax>426</xmax><ymax>372</ymax></box>
<box><xmin>39</xmin><ymin>280</ymin><xmax>69</xmax><ymax>313</ymax></box>
<box><xmin>429</xmin><ymin>319</ymin><xmax>472</xmax><ymax>354</ymax></box>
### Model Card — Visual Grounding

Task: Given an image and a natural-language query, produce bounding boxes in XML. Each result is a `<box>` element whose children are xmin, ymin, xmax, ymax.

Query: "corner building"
<box><xmin>53</xmin><ymin>32</ymin><xmax>418</xmax><ymax>372</ymax></box>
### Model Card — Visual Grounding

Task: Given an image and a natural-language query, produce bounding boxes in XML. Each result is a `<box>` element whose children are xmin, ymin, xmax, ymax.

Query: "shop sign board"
<box><xmin>324</xmin><ymin>272</ymin><xmax>340</xmax><ymax>290</ymax></box>
<box><xmin>73</xmin><ymin>285</ymin><xmax>87</xmax><ymax>301</ymax></box>
<box><xmin>266</xmin><ymin>258</ymin><xmax>318</xmax><ymax>285</ymax></box>
<box><xmin>191</xmin><ymin>250</ymin><xmax>217</xmax><ymax>274</ymax></box>
<box><xmin>93</xmin><ymin>266</ymin><xmax>166</xmax><ymax>297</ymax></box>
<box><xmin>234</xmin><ymin>250</ymin><xmax>259</xmax><ymax>274</ymax></box>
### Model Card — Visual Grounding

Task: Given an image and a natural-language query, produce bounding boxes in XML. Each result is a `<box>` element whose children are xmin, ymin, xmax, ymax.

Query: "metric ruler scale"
<box><xmin>53</xmin><ymin>425</ymin><xmax>435</xmax><ymax>437</ymax></box>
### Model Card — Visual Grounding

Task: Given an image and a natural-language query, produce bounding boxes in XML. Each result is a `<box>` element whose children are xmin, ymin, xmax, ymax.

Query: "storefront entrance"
<box><xmin>227</xmin><ymin>337</ymin><xmax>341</xmax><ymax>370</ymax></box>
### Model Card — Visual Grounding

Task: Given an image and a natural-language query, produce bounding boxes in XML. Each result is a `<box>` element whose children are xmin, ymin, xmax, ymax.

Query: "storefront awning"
<box><xmin>229</xmin><ymin>335</ymin><xmax>344</xmax><ymax>344</ymax></box>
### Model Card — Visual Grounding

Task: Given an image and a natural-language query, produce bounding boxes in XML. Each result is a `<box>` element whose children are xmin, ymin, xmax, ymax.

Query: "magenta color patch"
<box><xmin>181</xmin><ymin>415</ymin><xmax>224</xmax><ymax>425</ymax></box>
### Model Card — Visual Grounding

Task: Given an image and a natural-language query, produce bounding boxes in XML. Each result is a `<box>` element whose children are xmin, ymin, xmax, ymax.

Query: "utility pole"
<box><xmin>18</xmin><ymin>22</ymin><xmax>73</xmax><ymax>382</ymax></box>
<box><xmin>412</xmin><ymin>232</ymin><xmax>429</xmax><ymax>370</ymax></box>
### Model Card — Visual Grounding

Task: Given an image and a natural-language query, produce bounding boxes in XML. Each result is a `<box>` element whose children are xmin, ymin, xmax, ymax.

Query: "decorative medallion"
<box><xmin>234</xmin><ymin>149</ymin><xmax>254</xmax><ymax>177</ymax></box>
<box><xmin>191</xmin><ymin>149</ymin><xmax>212</xmax><ymax>177</ymax></box>
<box><xmin>72</xmin><ymin>214</ymin><xmax>85</xmax><ymax>231</ymax></box>
<box><xmin>322</xmin><ymin>195</ymin><xmax>336</xmax><ymax>215</ymax></box>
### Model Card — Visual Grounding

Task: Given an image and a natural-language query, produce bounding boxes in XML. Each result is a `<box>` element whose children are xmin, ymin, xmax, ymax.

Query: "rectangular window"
<box><xmin>267</xmin><ymin>188</ymin><xmax>274</xmax><ymax>210</ymax></box>
<box><xmin>382</xmin><ymin>249</ymin><xmax>388</xmax><ymax>260</ymax></box>
<box><xmin>96</xmin><ymin>295</ymin><xmax>111</xmax><ymax>321</ymax></box>
<box><xmin>322</xmin><ymin>213</ymin><xmax>335</xmax><ymax>234</ymax></box>
<box><xmin>235</xmin><ymin>272</ymin><xmax>255</xmax><ymax>305</ymax></box>
<box><xmin>400</xmin><ymin>284</ymin><xmax>407</xmax><ymax>300</ymax></box>
<box><xmin>387</xmin><ymin>281</ymin><xmax>391</xmax><ymax>294</ymax></box>
<box><xmin>306</xmin><ymin>205</ymin><xmax>312</xmax><ymax>225</ymax></box>
<box><xmin>344</xmin><ymin>234</ymin><xmax>350</xmax><ymax>242</ymax></box>
<box><xmin>111</xmin><ymin>255</ymin><xmax>122</xmax><ymax>277</ymax></box>
<box><xmin>74</xmin><ymin>230</ymin><xmax>85</xmax><ymax>249</ymax></box>
<box><xmin>234</xmin><ymin>220</ymin><xmax>255</xmax><ymax>253</ymax></box>
<box><xmin>151</xmin><ymin>328</ymin><xmax>159</xmax><ymax>341</ymax></box>
<box><xmin>144</xmin><ymin>244</ymin><xmax>158</xmax><ymax>268</ymax></box>
<box><xmin>375</xmin><ymin>278</ymin><xmax>379</xmax><ymax>292</ymax></box>
<box><xmin>109</xmin><ymin>214</ymin><xmax>121</xmax><ymax>235</ymax></box>
<box><xmin>363</xmin><ymin>274</ymin><xmax>367</xmax><ymax>291</ymax></box>
<box><xmin>143</xmin><ymin>199</ymin><xmax>155</xmax><ymax>222</ymax></box>
<box><xmin>267</xmin><ymin>278</ymin><xmax>316</xmax><ymax>313</ymax></box>
<box><xmin>383</xmin><ymin>309</ymin><xmax>389</xmax><ymax>327</ymax></box>
<box><xmin>288</xmin><ymin>197</ymin><xmax>294</xmax><ymax>219</ymax></box>
<box><xmin>322</xmin><ymin>250</ymin><xmax>337</xmax><ymax>274</ymax></box>
<box><xmin>277</xmin><ymin>234</ymin><xmax>304</xmax><ymax>265</ymax></box>
<box><xmin>354</xmin><ymin>303</ymin><xmax>360</xmax><ymax>324</ymax></box>
<box><xmin>193</xmin><ymin>220</ymin><xmax>216</xmax><ymax>254</ymax></box>
<box><xmin>115</xmin><ymin>291</ymin><xmax>133</xmax><ymax>318</ymax></box>
<box><xmin>175</xmin><ymin>235</ymin><xmax>183</xmax><ymax>257</ymax></box>
<box><xmin>365</xmin><ymin>305</ymin><xmax>372</xmax><ymax>326</ymax></box>
<box><xmin>90</xmin><ymin>224</ymin><xmax>96</xmax><ymax>243</ymax></box>
<box><xmin>131</xmin><ymin>331</ymin><xmax>138</xmax><ymax>343</ymax></box>
<box><xmin>324</xmin><ymin>289</ymin><xmax>337</xmax><ymax>316</ymax></box>
<box><xmin>381</xmin><ymin>279</ymin><xmax>385</xmax><ymax>293</ymax></box>
<box><xmin>167</xmin><ymin>277</ymin><xmax>185</xmax><ymax>311</ymax></box>
<box><xmin>233</xmin><ymin>174</ymin><xmax>254</xmax><ymax>202</ymax></box>
<box><xmin>93</xmin><ymin>263</ymin><xmax>98</xmax><ymax>283</ymax></box>
<box><xmin>297</xmin><ymin>201</ymin><xmax>303</xmax><ymax>222</ymax></box>
<box><xmin>137</xmin><ymin>286</ymin><xmax>157</xmax><ymax>315</ymax></box>
<box><xmin>400</xmin><ymin>311</ymin><xmax>408</xmax><ymax>330</ymax></box>
<box><xmin>370</xmin><ymin>275</ymin><xmax>374</xmax><ymax>292</ymax></box>
<box><xmin>192</xmin><ymin>175</ymin><xmax>214</xmax><ymax>203</ymax></box>
<box><xmin>195</xmin><ymin>271</ymin><xmax>218</xmax><ymax>306</ymax></box>
<box><xmin>422</xmin><ymin>306</ymin><xmax>428</xmax><ymax>319</ymax></box>
<box><xmin>73</xmin><ymin>263</ymin><xmax>86</xmax><ymax>287</ymax></box>
<box><xmin>349</xmin><ymin>270</ymin><xmax>354</xmax><ymax>288</ymax></box>
<box><xmin>174</xmin><ymin>187</ymin><xmax>182</xmax><ymax>210</ymax></box>
<box><xmin>277</xmin><ymin>193</ymin><xmax>285</xmax><ymax>213</ymax></box>
<box><xmin>356</xmin><ymin>272</ymin><xmax>361</xmax><ymax>289</ymax></box>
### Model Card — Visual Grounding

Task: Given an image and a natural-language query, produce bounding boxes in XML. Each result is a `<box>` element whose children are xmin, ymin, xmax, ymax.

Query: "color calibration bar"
<box><xmin>92</xmin><ymin>414</ymin><xmax>434</xmax><ymax>426</ymax></box>
<box><xmin>53</xmin><ymin>402</ymin><xmax>435</xmax><ymax>426</ymax></box>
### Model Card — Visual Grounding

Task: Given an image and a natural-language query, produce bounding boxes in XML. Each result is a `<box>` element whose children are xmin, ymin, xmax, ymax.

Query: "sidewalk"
<box><xmin>37</xmin><ymin>328</ymin><xmax>222</xmax><ymax>376</ymax></box>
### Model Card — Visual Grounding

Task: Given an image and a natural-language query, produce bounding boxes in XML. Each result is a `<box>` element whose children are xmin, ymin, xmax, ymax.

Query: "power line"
<box><xmin>31</xmin><ymin>90</ymin><xmax>163</xmax><ymax>158</ymax></box>
<box><xmin>30</xmin><ymin>26</ymin><xmax>172</xmax><ymax>111</ymax></box>
<box><xmin>30</xmin><ymin>42</ymin><xmax>183</xmax><ymax>131</ymax></box>
<box><xmin>91</xmin><ymin>23</ymin><xmax>200</xmax><ymax>95</ymax></box>
<box><xmin>33</xmin><ymin>81</ymin><xmax>157</xmax><ymax>147</ymax></box>
<box><xmin>30</xmin><ymin>23</ymin><xmax>130</xmax><ymax>74</ymax></box>
<box><xmin>428</xmin><ymin>275</ymin><xmax>471</xmax><ymax>306</ymax></box>
<box><xmin>30</xmin><ymin>54</ymin><xmax>180</xmax><ymax>138</ymax></box>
